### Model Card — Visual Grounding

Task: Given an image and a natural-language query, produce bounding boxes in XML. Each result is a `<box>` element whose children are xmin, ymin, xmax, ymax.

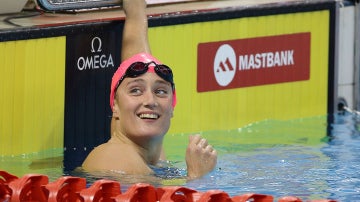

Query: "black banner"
<box><xmin>64</xmin><ymin>23</ymin><xmax>122</xmax><ymax>170</ymax></box>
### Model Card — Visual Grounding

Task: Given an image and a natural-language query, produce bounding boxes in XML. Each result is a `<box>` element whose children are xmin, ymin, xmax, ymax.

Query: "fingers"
<box><xmin>189</xmin><ymin>134</ymin><xmax>201</xmax><ymax>144</ymax></box>
<box><xmin>185</xmin><ymin>135</ymin><xmax>217</xmax><ymax>179</ymax></box>
<box><xmin>187</xmin><ymin>134</ymin><xmax>217</xmax><ymax>159</ymax></box>
<box><xmin>189</xmin><ymin>134</ymin><xmax>210</xmax><ymax>149</ymax></box>
<box><xmin>189</xmin><ymin>134</ymin><xmax>207</xmax><ymax>145</ymax></box>
<box><xmin>198</xmin><ymin>138</ymin><xmax>208</xmax><ymax>149</ymax></box>
<box><xmin>205</xmin><ymin>144</ymin><xmax>214</xmax><ymax>153</ymax></box>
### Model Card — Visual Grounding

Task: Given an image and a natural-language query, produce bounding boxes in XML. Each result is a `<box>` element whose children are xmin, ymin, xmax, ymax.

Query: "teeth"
<box><xmin>139</xmin><ymin>113</ymin><xmax>159</xmax><ymax>119</ymax></box>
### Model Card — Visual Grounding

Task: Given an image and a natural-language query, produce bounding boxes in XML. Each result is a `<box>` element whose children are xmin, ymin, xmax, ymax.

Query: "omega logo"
<box><xmin>77</xmin><ymin>36</ymin><xmax>115</xmax><ymax>71</ymax></box>
<box><xmin>91</xmin><ymin>37</ymin><xmax>102</xmax><ymax>53</ymax></box>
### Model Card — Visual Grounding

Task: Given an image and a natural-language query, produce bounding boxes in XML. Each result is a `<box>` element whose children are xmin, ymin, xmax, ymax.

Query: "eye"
<box><xmin>129</xmin><ymin>87</ymin><xmax>143</xmax><ymax>95</ymax></box>
<box><xmin>155</xmin><ymin>88</ymin><xmax>169</xmax><ymax>96</ymax></box>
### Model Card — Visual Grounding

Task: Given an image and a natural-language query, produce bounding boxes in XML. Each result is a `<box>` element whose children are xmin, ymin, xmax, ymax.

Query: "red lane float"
<box><xmin>46</xmin><ymin>176</ymin><xmax>87</xmax><ymax>201</ymax></box>
<box><xmin>0</xmin><ymin>170</ymin><xmax>337</xmax><ymax>202</ymax></box>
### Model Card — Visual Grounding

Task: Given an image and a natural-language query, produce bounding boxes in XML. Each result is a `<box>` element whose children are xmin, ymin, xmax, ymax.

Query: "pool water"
<box><xmin>1</xmin><ymin>112</ymin><xmax>359</xmax><ymax>201</ymax></box>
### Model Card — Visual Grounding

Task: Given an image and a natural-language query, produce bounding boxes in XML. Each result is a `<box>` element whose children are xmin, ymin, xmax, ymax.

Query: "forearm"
<box><xmin>121</xmin><ymin>0</ymin><xmax>151</xmax><ymax>61</ymax></box>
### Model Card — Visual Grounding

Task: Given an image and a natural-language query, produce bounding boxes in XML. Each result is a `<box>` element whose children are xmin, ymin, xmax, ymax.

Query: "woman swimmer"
<box><xmin>82</xmin><ymin>0</ymin><xmax>217</xmax><ymax>180</ymax></box>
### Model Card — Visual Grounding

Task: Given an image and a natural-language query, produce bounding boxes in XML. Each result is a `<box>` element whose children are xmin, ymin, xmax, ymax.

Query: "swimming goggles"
<box><xmin>115</xmin><ymin>61</ymin><xmax>174</xmax><ymax>91</ymax></box>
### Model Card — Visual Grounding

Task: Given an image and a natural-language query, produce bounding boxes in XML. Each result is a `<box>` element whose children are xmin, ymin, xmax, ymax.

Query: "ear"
<box><xmin>112</xmin><ymin>101</ymin><xmax>120</xmax><ymax>120</ymax></box>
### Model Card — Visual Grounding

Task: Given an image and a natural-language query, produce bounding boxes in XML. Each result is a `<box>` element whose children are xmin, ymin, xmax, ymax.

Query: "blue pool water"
<box><xmin>162</xmin><ymin>113</ymin><xmax>360</xmax><ymax>201</ymax></box>
<box><xmin>1</xmin><ymin>112</ymin><xmax>359</xmax><ymax>201</ymax></box>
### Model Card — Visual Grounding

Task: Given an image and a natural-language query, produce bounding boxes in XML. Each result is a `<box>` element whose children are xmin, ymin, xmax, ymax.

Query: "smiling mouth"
<box><xmin>138</xmin><ymin>113</ymin><xmax>159</xmax><ymax>119</ymax></box>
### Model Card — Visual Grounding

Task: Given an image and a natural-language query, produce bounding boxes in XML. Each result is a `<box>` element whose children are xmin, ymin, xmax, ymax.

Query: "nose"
<box><xmin>143</xmin><ymin>89</ymin><xmax>158</xmax><ymax>108</ymax></box>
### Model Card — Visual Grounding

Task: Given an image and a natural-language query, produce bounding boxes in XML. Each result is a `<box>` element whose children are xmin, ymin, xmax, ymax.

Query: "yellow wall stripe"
<box><xmin>0</xmin><ymin>37</ymin><xmax>66</xmax><ymax>155</ymax></box>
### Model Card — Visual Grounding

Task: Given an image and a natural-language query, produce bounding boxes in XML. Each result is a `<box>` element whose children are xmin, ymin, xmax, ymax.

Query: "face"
<box><xmin>112</xmin><ymin>72</ymin><xmax>174</xmax><ymax>141</ymax></box>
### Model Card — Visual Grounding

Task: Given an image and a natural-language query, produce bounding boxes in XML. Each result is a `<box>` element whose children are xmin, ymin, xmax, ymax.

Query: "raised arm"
<box><xmin>121</xmin><ymin>0</ymin><xmax>151</xmax><ymax>61</ymax></box>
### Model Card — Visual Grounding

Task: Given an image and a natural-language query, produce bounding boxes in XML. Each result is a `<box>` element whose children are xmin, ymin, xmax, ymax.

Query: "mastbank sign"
<box><xmin>197</xmin><ymin>32</ymin><xmax>311</xmax><ymax>92</ymax></box>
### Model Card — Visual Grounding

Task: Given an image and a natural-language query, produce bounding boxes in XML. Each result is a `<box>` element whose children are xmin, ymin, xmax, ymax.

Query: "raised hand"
<box><xmin>185</xmin><ymin>134</ymin><xmax>217</xmax><ymax>179</ymax></box>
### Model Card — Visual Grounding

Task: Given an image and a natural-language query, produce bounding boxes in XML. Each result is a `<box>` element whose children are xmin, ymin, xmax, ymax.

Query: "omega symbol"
<box><xmin>91</xmin><ymin>37</ymin><xmax>102</xmax><ymax>53</ymax></box>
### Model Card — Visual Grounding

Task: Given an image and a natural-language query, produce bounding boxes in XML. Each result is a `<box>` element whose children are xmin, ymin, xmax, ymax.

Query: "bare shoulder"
<box><xmin>82</xmin><ymin>143</ymin><xmax>119</xmax><ymax>170</ymax></box>
<box><xmin>81</xmin><ymin>142</ymin><xmax>151</xmax><ymax>174</ymax></box>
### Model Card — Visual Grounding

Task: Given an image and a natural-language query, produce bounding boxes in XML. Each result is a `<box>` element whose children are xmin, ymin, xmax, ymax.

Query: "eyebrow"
<box><xmin>126</xmin><ymin>78</ymin><xmax>145</xmax><ymax>86</ymax></box>
<box><xmin>155</xmin><ymin>80</ymin><xmax>172</xmax><ymax>87</ymax></box>
<box><xmin>125</xmin><ymin>78</ymin><xmax>171</xmax><ymax>87</ymax></box>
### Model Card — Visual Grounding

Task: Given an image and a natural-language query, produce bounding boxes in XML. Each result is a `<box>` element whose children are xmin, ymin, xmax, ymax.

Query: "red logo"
<box><xmin>197</xmin><ymin>33</ymin><xmax>311</xmax><ymax>92</ymax></box>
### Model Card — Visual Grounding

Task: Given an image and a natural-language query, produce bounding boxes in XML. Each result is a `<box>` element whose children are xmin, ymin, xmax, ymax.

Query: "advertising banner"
<box><xmin>64</xmin><ymin>29</ymin><xmax>121</xmax><ymax>169</ymax></box>
<box><xmin>197</xmin><ymin>33</ymin><xmax>311</xmax><ymax>92</ymax></box>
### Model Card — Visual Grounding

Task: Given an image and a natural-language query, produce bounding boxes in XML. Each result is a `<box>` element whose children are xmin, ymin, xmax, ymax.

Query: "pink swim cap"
<box><xmin>110</xmin><ymin>53</ymin><xmax>176</xmax><ymax>109</ymax></box>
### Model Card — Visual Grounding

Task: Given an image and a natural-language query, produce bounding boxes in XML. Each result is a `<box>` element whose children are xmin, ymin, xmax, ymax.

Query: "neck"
<box><xmin>109</xmin><ymin>118</ymin><xmax>163</xmax><ymax>165</ymax></box>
